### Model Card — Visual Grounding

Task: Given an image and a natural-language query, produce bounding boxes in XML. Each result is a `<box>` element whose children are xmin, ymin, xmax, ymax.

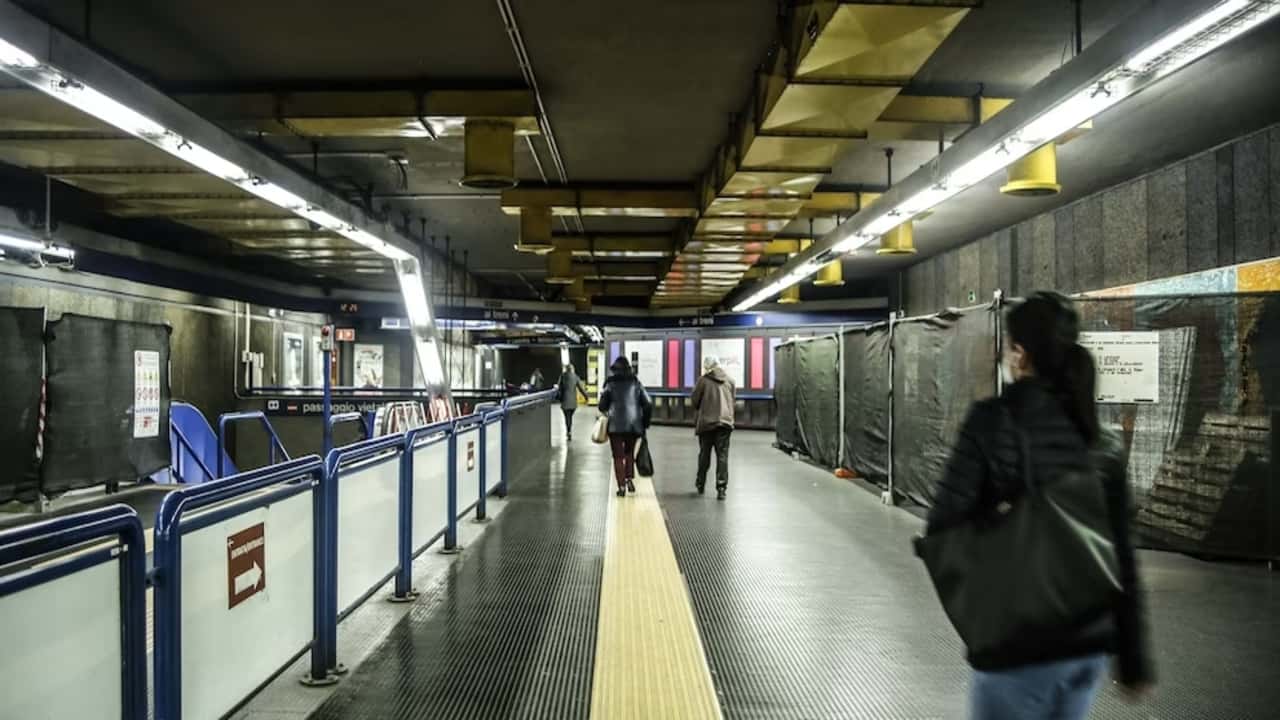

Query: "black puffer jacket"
<box><xmin>598</xmin><ymin>369</ymin><xmax>653</xmax><ymax>436</ymax></box>
<box><xmin>926</xmin><ymin>379</ymin><xmax>1153</xmax><ymax>685</ymax></box>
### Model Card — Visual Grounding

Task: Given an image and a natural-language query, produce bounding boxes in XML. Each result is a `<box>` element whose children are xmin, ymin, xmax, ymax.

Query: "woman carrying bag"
<box><xmin>596</xmin><ymin>356</ymin><xmax>653</xmax><ymax>498</ymax></box>
<box><xmin>918</xmin><ymin>292</ymin><xmax>1154</xmax><ymax>719</ymax></box>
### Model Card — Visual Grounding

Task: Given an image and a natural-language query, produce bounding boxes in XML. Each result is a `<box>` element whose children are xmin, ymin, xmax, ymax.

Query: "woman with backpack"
<box><xmin>920</xmin><ymin>292</ymin><xmax>1154</xmax><ymax>719</ymax></box>
<box><xmin>596</xmin><ymin>356</ymin><xmax>652</xmax><ymax>498</ymax></box>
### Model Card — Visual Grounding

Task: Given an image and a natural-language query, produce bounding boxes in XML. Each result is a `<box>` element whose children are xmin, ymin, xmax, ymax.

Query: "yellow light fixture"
<box><xmin>546</xmin><ymin>248</ymin><xmax>575</xmax><ymax>284</ymax></box>
<box><xmin>460</xmin><ymin>118</ymin><xmax>517</xmax><ymax>189</ymax></box>
<box><xmin>877</xmin><ymin>221</ymin><xmax>917</xmax><ymax>255</ymax></box>
<box><xmin>1001</xmin><ymin>143</ymin><xmax>1061</xmax><ymax>197</ymax></box>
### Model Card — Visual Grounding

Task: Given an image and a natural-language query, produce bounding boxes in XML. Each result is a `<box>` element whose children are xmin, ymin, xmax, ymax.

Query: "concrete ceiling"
<box><xmin>1</xmin><ymin>0</ymin><xmax>1276</xmax><ymax>308</ymax></box>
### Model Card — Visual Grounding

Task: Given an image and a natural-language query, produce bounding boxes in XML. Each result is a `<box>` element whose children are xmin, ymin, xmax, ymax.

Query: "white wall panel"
<box><xmin>0</xmin><ymin>559</ymin><xmax>123</xmax><ymax>720</ymax></box>
<box><xmin>336</xmin><ymin>455</ymin><xmax>400</xmax><ymax>614</ymax></box>
<box><xmin>485</xmin><ymin>423</ymin><xmax>503</xmax><ymax>493</ymax></box>
<box><xmin>455</xmin><ymin>427</ymin><xmax>482</xmax><ymax>512</ymax></box>
<box><xmin>180</xmin><ymin>490</ymin><xmax>313</xmax><ymax>720</ymax></box>
<box><xmin>412</xmin><ymin>440</ymin><xmax>450</xmax><ymax>552</ymax></box>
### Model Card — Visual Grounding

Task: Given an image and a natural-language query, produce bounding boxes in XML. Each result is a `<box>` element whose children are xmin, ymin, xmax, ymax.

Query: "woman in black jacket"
<box><xmin>926</xmin><ymin>292</ymin><xmax>1154</xmax><ymax>719</ymax></box>
<box><xmin>597</xmin><ymin>356</ymin><xmax>653</xmax><ymax>497</ymax></box>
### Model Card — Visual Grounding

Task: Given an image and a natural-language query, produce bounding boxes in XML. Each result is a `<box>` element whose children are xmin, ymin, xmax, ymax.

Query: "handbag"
<box><xmin>591</xmin><ymin>414</ymin><xmax>609</xmax><ymax>444</ymax></box>
<box><xmin>914</xmin><ymin>405</ymin><xmax>1122</xmax><ymax>657</ymax></box>
<box><xmin>636</xmin><ymin>435</ymin><xmax>654</xmax><ymax>477</ymax></box>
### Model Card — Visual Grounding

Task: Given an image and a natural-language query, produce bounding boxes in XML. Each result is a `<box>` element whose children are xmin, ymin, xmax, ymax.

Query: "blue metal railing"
<box><xmin>170</xmin><ymin>421</ymin><xmax>216</xmax><ymax>484</ymax></box>
<box><xmin>0</xmin><ymin>505</ymin><xmax>148</xmax><ymax>720</ymax></box>
<box><xmin>153</xmin><ymin>456</ymin><xmax>325</xmax><ymax>717</ymax></box>
<box><xmin>327</xmin><ymin>411</ymin><xmax>371</xmax><ymax>442</ymax></box>
<box><xmin>394</xmin><ymin>419</ymin><xmax>455</xmax><ymax>599</ymax></box>
<box><xmin>216</xmin><ymin>411</ymin><xmax>291</xmax><ymax>478</ymax></box>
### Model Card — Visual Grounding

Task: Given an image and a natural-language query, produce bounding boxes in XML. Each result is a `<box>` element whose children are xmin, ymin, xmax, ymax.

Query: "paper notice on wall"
<box><xmin>133</xmin><ymin>350</ymin><xmax>161</xmax><ymax>438</ymax></box>
<box><xmin>1079</xmin><ymin>331</ymin><xmax>1160</xmax><ymax>404</ymax></box>
<box><xmin>625</xmin><ymin>340</ymin><xmax>664</xmax><ymax>388</ymax></box>
<box><xmin>354</xmin><ymin>343</ymin><xmax>385</xmax><ymax>388</ymax></box>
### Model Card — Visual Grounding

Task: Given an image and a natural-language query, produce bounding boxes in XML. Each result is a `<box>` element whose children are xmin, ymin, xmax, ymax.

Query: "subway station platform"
<box><xmin>235</xmin><ymin>410</ymin><xmax>1280</xmax><ymax>720</ymax></box>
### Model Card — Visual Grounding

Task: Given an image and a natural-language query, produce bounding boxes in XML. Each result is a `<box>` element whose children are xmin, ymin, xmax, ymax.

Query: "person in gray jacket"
<box><xmin>691</xmin><ymin>355</ymin><xmax>735</xmax><ymax>499</ymax></box>
<box><xmin>556</xmin><ymin>363</ymin><xmax>588</xmax><ymax>441</ymax></box>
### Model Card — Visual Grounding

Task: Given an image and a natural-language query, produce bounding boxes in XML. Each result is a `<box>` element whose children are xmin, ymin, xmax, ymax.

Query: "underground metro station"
<box><xmin>1</xmin><ymin>1</ymin><xmax>1279</xmax><ymax>718</ymax></box>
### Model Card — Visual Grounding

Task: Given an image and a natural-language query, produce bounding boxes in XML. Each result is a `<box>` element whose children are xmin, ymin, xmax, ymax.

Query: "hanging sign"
<box><xmin>335</xmin><ymin>328</ymin><xmax>357</xmax><ymax>342</ymax></box>
<box><xmin>133</xmin><ymin>350</ymin><xmax>161</xmax><ymax>438</ymax></box>
<box><xmin>1078</xmin><ymin>331</ymin><xmax>1160</xmax><ymax>404</ymax></box>
<box><xmin>226</xmin><ymin>523</ymin><xmax>267</xmax><ymax>609</ymax></box>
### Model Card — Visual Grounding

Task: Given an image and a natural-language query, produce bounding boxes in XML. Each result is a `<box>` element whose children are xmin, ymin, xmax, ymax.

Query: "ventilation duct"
<box><xmin>813</xmin><ymin>259</ymin><xmax>844</xmax><ymax>287</ymax></box>
<box><xmin>546</xmin><ymin>248</ymin><xmax>575</xmax><ymax>284</ymax></box>
<box><xmin>516</xmin><ymin>206</ymin><xmax>554</xmax><ymax>254</ymax></box>
<box><xmin>565</xmin><ymin>276</ymin><xmax>587</xmax><ymax>300</ymax></box>
<box><xmin>778</xmin><ymin>284</ymin><xmax>801</xmax><ymax>304</ymax></box>
<box><xmin>1001</xmin><ymin>143</ymin><xmax>1062</xmax><ymax>197</ymax></box>
<box><xmin>461</xmin><ymin>118</ymin><xmax>517</xmax><ymax>189</ymax></box>
<box><xmin>878</xmin><ymin>221</ymin><xmax>916</xmax><ymax>255</ymax></box>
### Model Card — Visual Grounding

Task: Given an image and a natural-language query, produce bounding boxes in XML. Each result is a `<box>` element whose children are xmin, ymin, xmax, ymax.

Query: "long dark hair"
<box><xmin>1006</xmin><ymin>291</ymin><xmax>1100</xmax><ymax>444</ymax></box>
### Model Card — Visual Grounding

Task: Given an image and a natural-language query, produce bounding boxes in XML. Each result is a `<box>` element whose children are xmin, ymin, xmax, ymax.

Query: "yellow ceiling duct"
<box><xmin>878</xmin><ymin>221</ymin><xmax>916</xmax><ymax>256</ymax></box>
<box><xmin>461</xmin><ymin>118</ymin><xmax>517</xmax><ymax>189</ymax></box>
<box><xmin>516</xmin><ymin>206</ymin><xmax>554</xmax><ymax>254</ymax></box>
<box><xmin>574</xmin><ymin>297</ymin><xmax>593</xmax><ymax>312</ymax></box>
<box><xmin>1001</xmin><ymin>143</ymin><xmax>1062</xmax><ymax>197</ymax></box>
<box><xmin>777</xmin><ymin>283</ymin><xmax>801</xmax><ymax>304</ymax></box>
<box><xmin>813</xmin><ymin>259</ymin><xmax>844</xmax><ymax>287</ymax></box>
<box><xmin>546</xmin><ymin>248</ymin><xmax>575</xmax><ymax>284</ymax></box>
<box><xmin>565</xmin><ymin>276</ymin><xmax>587</xmax><ymax>300</ymax></box>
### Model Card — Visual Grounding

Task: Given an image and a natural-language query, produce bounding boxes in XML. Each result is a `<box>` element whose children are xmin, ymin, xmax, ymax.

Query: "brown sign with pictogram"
<box><xmin>467</xmin><ymin>440</ymin><xmax>476</xmax><ymax>471</ymax></box>
<box><xmin>227</xmin><ymin>523</ymin><xmax>266</xmax><ymax>609</ymax></box>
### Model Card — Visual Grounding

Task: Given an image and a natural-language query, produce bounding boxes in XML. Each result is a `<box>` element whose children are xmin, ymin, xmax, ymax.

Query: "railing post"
<box><xmin>322</xmin><ymin>346</ymin><xmax>333</xmax><ymax>456</ymax></box>
<box><xmin>303</xmin><ymin>460</ymin><xmax>340</xmax><ymax>686</ymax></box>
<box><xmin>391</xmin><ymin>431</ymin><xmax>418</xmax><ymax>602</ymax></box>
<box><xmin>475</xmin><ymin>419</ymin><xmax>489</xmax><ymax>522</ymax></box>
<box><xmin>498</xmin><ymin>407</ymin><xmax>510</xmax><ymax>498</ymax></box>
<box><xmin>440</xmin><ymin>424</ymin><xmax>461</xmax><ymax>554</ymax></box>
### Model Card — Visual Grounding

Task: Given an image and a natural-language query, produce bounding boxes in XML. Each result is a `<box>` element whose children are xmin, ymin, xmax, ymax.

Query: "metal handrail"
<box><xmin>169</xmin><ymin>421</ymin><xmax>216</xmax><ymax>483</ymax></box>
<box><xmin>327</xmin><ymin>412</ymin><xmax>370</xmax><ymax>442</ymax></box>
<box><xmin>216</xmin><ymin>411</ymin><xmax>291</xmax><ymax>477</ymax></box>
<box><xmin>0</xmin><ymin>504</ymin><xmax>148</xmax><ymax>719</ymax></box>
<box><xmin>504</xmin><ymin>388</ymin><xmax>557</xmax><ymax>410</ymax></box>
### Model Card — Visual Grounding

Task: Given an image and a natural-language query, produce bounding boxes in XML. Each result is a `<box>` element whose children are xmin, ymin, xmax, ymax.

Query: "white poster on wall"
<box><xmin>1079</xmin><ymin>331</ymin><xmax>1160</xmax><ymax>403</ymax></box>
<box><xmin>354</xmin><ymin>343</ymin><xmax>385</xmax><ymax>388</ymax></box>
<box><xmin>283</xmin><ymin>332</ymin><xmax>305</xmax><ymax>388</ymax></box>
<box><xmin>133</xmin><ymin>350</ymin><xmax>161</xmax><ymax>438</ymax></box>
<box><xmin>625</xmin><ymin>339</ymin><xmax>664</xmax><ymax>387</ymax></box>
<box><xmin>311</xmin><ymin>337</ymin><xmax>325</xmax><ymax>387</ymax></box>
<box><xmin>701</xmin><ymin>338</ymin><xmax>745</xmax><ymax>387</ymax></box>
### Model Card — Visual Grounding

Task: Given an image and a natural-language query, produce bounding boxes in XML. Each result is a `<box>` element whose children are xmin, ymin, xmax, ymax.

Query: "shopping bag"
<box><xmin>636</xmin><ymin>435</ymin><xmax>654</xmax><ymax>477</ymax></box>
<box><xmin>591</xmin><ymin>415</ymin><xmax>609</xmax><ymax>444</ymax></box>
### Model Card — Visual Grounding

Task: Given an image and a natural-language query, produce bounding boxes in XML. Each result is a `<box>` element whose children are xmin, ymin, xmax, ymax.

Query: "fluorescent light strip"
<box><xmin>0</xmin><ymin>230</ymin><xmax>75</xmax><ymax>260</ymax></box>
<box><xmin>735</xmin><ymin>0</ymin><xmax>1277</xmax><ymax>313</ymax></box>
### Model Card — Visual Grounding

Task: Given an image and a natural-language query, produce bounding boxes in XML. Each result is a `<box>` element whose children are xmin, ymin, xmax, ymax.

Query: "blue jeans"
<box><xmin>970</xmin><ymin>654</ymin><xmax>1108</xmax><ymax>720</ymax></box>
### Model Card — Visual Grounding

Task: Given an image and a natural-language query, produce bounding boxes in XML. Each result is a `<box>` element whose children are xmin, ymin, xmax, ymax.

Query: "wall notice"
<box><xmin>354</xmin><ymin>344</ymin><xmax>385</xmax><ymax>388</ymax></box>
<box><xmin>1079</xmin><ymin>331</ymin><xmax>1160</xmax><ymax>404</ymax></box>
<box><xmin>625</xmin><ymin>340</ymin><xmax>664</xmax><ymax>388</ymax></box>
<box><xmin>133</xmin><ymin>350</ymin><xmax>161</xmax><ymax>438</ymax></box>
<box><xmin>226</xmin><ymin>522</ymin><xmax>266</xmax><ymax>609</ymax></box>
<box><xmin>701</xmin><ymin>338</ymin><xmax>746</xmax><ymax>388</ymax></box>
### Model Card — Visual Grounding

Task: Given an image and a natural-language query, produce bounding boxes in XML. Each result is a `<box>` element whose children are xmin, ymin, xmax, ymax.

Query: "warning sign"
<box><xmin>227</xmin><ymin>523</ymin><xmax>266</xmax><ymax>609</ymax></box>
<box><xmin>133</xmin><ymin>350</ymin><xmax>161</xmax><ymax>438</ymax></box>
<box><xmin>1079</xmin><ymin>331</ymin><xmax>1160</xmax><ymax>404</ymax></box>
<box><xmin>467</xmin><ymin>440</ymin><xmax>476</xmax><ymax>471</ymax></box>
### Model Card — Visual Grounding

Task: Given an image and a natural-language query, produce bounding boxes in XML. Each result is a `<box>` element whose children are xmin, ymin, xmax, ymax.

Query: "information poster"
<box><xmin>625</xmin><ymin>340</ymin><xmax>664</xmax><ymax>388</ymax></box>
<box><xmin>133</xmin><ymin>350</ymin><xmax>161</xmax><ymax>438</ymax></box>
<box><xmin>1079</xmin><ymin>331</ymin><xmax>1160</xmax><ymax>403</ymax></box>
<box><xmin>311</xmin><ymin>337</ymin><xmax>325</xmax><ymax>387</ymax></box>
<box><xmin>701</xmin><ymin>338</ymin><xmax>746</xmax><ymax>387</ymax></box>
<box><xmin>354</xmin><ymin>343</ymin><xmax>385</xmax><ymax>388</ymax></box>
<box><xmin>283</xmin><ymin>332</ymin><xmax>305</xmax><ymax>388</ymax></box>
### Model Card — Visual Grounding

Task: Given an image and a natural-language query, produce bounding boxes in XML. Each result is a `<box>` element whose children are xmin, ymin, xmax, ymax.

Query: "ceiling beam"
<box><xmin>501</xmin><ymin>186</ymin><xmax>700</xmax><ymax>218</ymax></box>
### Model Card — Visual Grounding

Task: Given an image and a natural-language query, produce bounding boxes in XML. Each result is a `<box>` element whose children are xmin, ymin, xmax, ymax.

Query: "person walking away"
<box><xmin>597</xmin><ymin>356</ymin><xmax>652</xmax><ymax>498</ymax></box>
<box><xmin>924</xmin><ymin>291</ymin><xmax>1153</xmax><ymax>720</ymax></box>
<box><xmin>691</xmin><ymin>355</ymin><xmax>735</xmax><ymax>500</ymax></box>
<box><xmin>557</xmin><ymin>363</ymin><xmax>588</xmax><ymax>441</ymax></box>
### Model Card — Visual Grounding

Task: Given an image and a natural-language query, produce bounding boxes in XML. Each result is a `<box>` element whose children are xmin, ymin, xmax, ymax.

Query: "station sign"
<box><xmin>264</xmin><ymin>399</ymin><xmax>380</xmax><ymax>416</ymax></box>
<box><xmin>227</xmin><ymin>523</ymin><xmax>266</xmax><ymax>609</ymax></box>
<box><xmin>335</xmin><ymin>328</ymin><xmax>356</xmax><ymax>342</ymax></box>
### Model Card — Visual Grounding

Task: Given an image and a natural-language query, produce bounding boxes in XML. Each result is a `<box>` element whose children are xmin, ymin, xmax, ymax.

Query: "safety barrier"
<box><xmin>7</xmin><ymin>390</ymin><xmax>556</xmax><ymax>719</ymax></box>
<box><xmin>0</xmin><ymin>505</ymin><xmax>147</xmax><ymax>720</ymax></box>
<box><xmin>153</xmin><ymin>457</ymin><xmax>325</xmax><ymax>720</ymax></box>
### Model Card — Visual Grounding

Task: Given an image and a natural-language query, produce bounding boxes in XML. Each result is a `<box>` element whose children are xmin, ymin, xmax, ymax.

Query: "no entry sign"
<box><xmin>227</xmin><ymin>523</ymin><xmax>266</xmax><ymax>609</ymax></box>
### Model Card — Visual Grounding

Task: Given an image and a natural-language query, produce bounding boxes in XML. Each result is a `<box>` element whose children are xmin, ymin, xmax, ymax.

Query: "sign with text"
<box><xmin>227</xmin><ymin>523</ymin><xmax>267</xmax><ymax>609</ymax></box>
<box><xmin>1079</xmin><ymin>331</ymin><xmax>1160</xmax><ymax>404</ymax></box>
<box><xmin>335</xmin><ymin>328</ymin><xmax>356</xmax><ymax>342</ymax></box>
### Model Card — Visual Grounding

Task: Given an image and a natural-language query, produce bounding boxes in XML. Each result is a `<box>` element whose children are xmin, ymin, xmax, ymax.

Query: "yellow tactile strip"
<box><xmin>589</xmin><ymin>475</ymin><xmax>723</xmax><ymax>720</ymax></box>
